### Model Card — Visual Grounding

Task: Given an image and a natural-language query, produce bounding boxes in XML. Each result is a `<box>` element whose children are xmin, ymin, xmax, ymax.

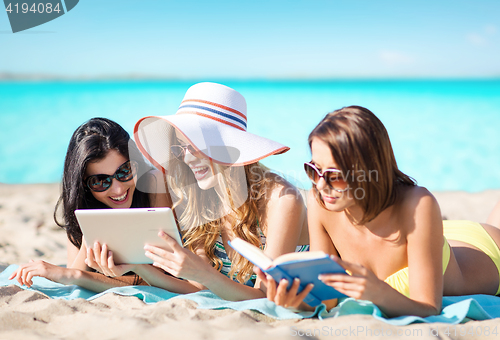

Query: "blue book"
<box><xmin>228</xmin><ymin>238</ymin><xmax>347</xmax><ymax>307</ymax></box>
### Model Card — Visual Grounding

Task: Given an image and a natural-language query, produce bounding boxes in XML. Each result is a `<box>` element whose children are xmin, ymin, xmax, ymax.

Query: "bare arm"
<box><xmin>255</xmin><ymin>179</ymin><xmax>308</xmax><ymax>291</ymax></box>
<box><xmin>131</xmin><ymin>265</ymin><xmax>201</xmax><ymax>294</ymax></box>
<box><xmin>7</xmin><ymin>230</ymin><xmax>143</xmax><ymax>292</ymax></box>
<box><xmin>206</xmin><ymin>177</ymin><xmax>310</xmax><ymax>300</ymax></box>
<box><xmin>382</xmin><ymin>190</ymin><xmax>443</xmax><ymax>316</ymax></box>
<box><xmin>60</xmin><ymin>240</ymin><xmax>142</xmax><ymax>291</ymax></box>
<box><xmin>84</xmin><ymin>239</ymin><xmax>203</xmax><ymax>294</ymax></box>
<box><xmin>146</xmin><ymin>176</ymin><xmax>309</xmax><ymax>301</ymax></box>
<box><xmin>306</xmin><ymin>190</ymin><xmax>339</xmax><ymax>310</ymax></box>
<box><xmin>68</xmin><ymin>240</ymin><xmax>89</xmax><ymax>270</ymax></box>
<box><xmin>10</xmin><ymin>256</ymin><xmax>138</xmax><ymax>293</ymax></box>
<box><xmin>67</xmin><ymin>239</ymin><xmax>80</xmax><ymax>268</ymax></box>
<box><xmin>193</xmin><ymin>246</ymin><xmax>268</xmax><ymax>300</ymax></box>
<box><xmin>307</xmin><ymin>190</ymin><xmax>338</xmax><ymax>255</ymax></box>
<box><xmin>62</xmin><ymin>268</ymin><xmax>136</xmax><ymax>291</ymax></box>
<box><xmin>145</xmin><ymin>233</ymin><xmax>267</xmax><ymax>300</ymax></box>
<box><xmin>76</xmin><ymin>168</ymin><xmax>174</xmax><ymax>291</ymax></box>
<box><xmin>321</xmin><ymin>189</ymin><xmax>444</xmax><ymax>317</ymax></box>
<box><xmin>257</xmin><ymin>189</ymin><xmax>336</xmax><ymax>311</ymax></box>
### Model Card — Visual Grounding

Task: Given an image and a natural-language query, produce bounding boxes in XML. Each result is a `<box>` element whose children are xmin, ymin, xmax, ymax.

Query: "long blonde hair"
<box><xmin>167</xmin><ymin>153</ymin><xmax>273</xmax><ymax>283</ymax></box>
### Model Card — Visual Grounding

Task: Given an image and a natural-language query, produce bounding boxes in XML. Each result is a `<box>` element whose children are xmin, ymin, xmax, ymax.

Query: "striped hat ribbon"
<box><xmin>177</xmin><ymin>99</ymin><xmax>247</xmax><ymax>131</ymax></box>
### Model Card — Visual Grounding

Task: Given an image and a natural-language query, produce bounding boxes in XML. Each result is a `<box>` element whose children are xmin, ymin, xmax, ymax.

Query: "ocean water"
<box><xmin>0</xmin><ymin>80</ymin><xmax>499</xmax><ymax>192</ymax></box>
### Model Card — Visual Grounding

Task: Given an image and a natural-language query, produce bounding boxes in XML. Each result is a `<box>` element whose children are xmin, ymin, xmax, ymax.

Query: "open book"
<box><xmin>228</xmin><ymin>238</ymin><xmax>347</xmax><ymax>307</ymax></box>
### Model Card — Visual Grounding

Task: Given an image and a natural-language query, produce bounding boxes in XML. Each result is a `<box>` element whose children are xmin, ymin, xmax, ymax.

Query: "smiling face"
<box><xmin>310</xmin><ymin>137</ymin><xmax>355</xmax><ymax>212</ymax></box>
<box><xmin>85</xmin><ymin>149</ymin><xmax>136</xmax><ymax>209</ymax></box>
<box><xmin>175</xmin><ymin>134</ymin><xmax>219</xmax><ymax>191</ymax></box>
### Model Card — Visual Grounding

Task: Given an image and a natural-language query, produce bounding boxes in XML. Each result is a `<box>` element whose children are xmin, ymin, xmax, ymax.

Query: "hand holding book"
<box><xmin>254</xmin><ymin>267</ymin><xmax>316</xmax><ymax>311</ymax></box>
<box><xmin>228</xmin><ymin>238</ymin><xmax>348</xmax><ymax>307</ymax></box>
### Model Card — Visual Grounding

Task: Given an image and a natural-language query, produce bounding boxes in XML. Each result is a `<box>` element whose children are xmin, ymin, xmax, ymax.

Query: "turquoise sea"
<box><xmin>1</xmin><ymin>80</ymin><xmax>499</xmax><ymax>192</ymax></box>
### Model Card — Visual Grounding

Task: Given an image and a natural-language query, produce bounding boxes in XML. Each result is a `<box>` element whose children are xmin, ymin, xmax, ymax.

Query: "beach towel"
<box><xmin>2</xmin><ymin>264</ymin><xmax>500</xmax><ymax>324</ymax></box>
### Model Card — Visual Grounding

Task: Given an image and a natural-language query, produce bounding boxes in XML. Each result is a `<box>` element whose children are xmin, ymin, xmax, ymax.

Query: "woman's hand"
<box><xmin>144</xmin><ymin>231</ymin><xmax>214</xmax><ymax>283</ymax></box>
<box><xmin>319</xmin><ymin>256</ymin><xmax>389</xmax><ymax>302</ymax></box>
<box><xmin>254</xmin><ymin>267</ymin><xmax>314</xmax><ymax>310</ymax></box>
<box><xmin>8</xmin><ymin>260</ymin><xmax>75</xmax><ymax>287</ymax></box>
<box><xmin>85</xmin><ymin>241</ymin><xmax>136</xmax><ymax>277</ymax></box>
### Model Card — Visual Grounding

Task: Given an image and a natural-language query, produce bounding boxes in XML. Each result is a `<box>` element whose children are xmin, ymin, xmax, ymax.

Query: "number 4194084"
<box><xmin>6</xmin><ymin>2</ymin><xmax>62</xmax><ymax>14</ymax></box>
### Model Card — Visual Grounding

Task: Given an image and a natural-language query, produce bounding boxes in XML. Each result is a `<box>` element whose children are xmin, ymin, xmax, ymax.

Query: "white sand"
<box><xmin>1</xmin><ymin>183</ymin><xmax>500</xmax><ymax>339</ymax></box>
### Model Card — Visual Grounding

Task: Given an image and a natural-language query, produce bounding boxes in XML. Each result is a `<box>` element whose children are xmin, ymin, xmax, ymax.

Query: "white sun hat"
<box><xmin>134</xmin><ymin>82</ymin><xmax>289</xmax><ymax>172</ymax></box>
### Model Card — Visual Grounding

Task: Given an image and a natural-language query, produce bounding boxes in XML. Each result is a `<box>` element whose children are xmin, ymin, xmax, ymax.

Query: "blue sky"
<box><xmin>0</xmin><ymin>0</ymin><xmax>499</xmax><ymax>78</ymax></box>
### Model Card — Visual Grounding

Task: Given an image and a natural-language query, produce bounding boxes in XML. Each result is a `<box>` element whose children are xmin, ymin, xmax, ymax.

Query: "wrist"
<box><xmin>299</xmin><ymin>301</ymin><xmax>317</xmax><ymax>312</ymax></box>
<box><xmin>372</xmin><ymin>281</ymin><xmax>392</xmax><ymax>306</ymax></box>
<box><xmin>65</xmin><ymin>268</ymin><xmax>82</xmax><ymax>284</ymax></box>
<box><xmin>130</xmin><ymin>264</ymin><xmax>146</xmax><ymax>276</ymax></box>
<box><xmin>196</xmin><ymin>265</ymin><xmax>220</xmax><ymax>287</ymax></box>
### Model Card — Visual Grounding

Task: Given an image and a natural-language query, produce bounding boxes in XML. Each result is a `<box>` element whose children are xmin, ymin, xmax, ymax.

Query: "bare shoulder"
<box><xmin>145</xmin><ymin>169</ymin><xmax>171</xmax><ymax>207</ymax></box>
<box><xmin>145</xmin><ymin>169</ymin><xmax>167</xmax><ymax>192</ymax></box>
<box><xmin>257</xmin><ymin>172</ymin><xmax>309</xmax><ymax>246</ymax></box>
<box><xmin>264</xmin><ymin>172</ymin><xmax>305</xmax><ymax>207</ymax></box>
<box><xmin>400</xmin><ymin>186</ymin><xmax>439</xmax><ymax>213</ymax></box>
<box><xmin>256</xmin><ymin>172</ymin><xmax>306</xmax><ymax>227</ymax></box>
<box><xmin>399</xmin><ymin>186</ymin><xmax>442</xmax><ymax>235</ymax></box>
<box><xmin>150</xmin><ymin>169</ymin><xmax>165</xmax><ymax>183</ymax></box>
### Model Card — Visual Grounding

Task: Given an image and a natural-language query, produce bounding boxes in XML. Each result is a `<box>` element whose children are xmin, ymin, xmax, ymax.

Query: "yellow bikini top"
<box><xmin>384</xmin><ymin>237</ymin><xmax>451</xmax><ymax>297</ymax></box>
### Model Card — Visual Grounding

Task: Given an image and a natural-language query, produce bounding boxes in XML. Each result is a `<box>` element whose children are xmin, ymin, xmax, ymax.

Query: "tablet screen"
<box><xmin>75</xmin><ymin>207</ymin><xmax>181</xmax><ymax>264</ymax></box>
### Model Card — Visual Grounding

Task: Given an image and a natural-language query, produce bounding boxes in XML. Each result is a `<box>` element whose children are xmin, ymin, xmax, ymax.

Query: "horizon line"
<box><xmin>1</xmin><ymin>73</ymin><xmax>500</xmax><ymax>82</ymax></box>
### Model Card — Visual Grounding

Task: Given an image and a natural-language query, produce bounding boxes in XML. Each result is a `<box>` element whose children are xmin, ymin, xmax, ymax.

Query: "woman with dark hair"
<box><xmin>258</xmin><ymin>106</ymin><xmax>500</xmax><ymax>317</ymax></box>
<box><xmin>10</xmin><ymin>118</ymin><xmax>170</xmax><ymax>292</ymax></box>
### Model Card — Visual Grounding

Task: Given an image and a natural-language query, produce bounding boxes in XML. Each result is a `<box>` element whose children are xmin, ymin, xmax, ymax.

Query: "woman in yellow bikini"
<box><xmin>258</xmin><ymin>106</ymin><xmax>500</xmax><ymax>317</ymax></box>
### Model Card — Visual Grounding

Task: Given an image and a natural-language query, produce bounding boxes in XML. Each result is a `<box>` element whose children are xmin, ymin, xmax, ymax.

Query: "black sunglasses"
<box><xmin>85</xmin><ymin>160</ymin><xmax>137</xmax><ymax>192</ymax></box>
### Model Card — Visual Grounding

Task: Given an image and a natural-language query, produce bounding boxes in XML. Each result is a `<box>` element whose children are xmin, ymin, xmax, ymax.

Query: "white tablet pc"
<box><xmin>74</xmin><ymin>207</ymin><xmax>182</xmax><ymax>264</ymax></box>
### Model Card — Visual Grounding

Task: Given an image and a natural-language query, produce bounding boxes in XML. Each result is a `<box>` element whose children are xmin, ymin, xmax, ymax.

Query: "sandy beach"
<box><xmin>1</xmin><ymin>183</ymin><xmax>500</xmax><ymax>339</ymax></box>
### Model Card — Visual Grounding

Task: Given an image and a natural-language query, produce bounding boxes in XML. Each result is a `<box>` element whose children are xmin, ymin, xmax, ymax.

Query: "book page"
<box><xmin>228</xmin><ymin>238</ymin><xmax>273</xmax><ymax>269</ymax></box>
<box><xmin>273</xmin><ymin>251</ymin><xmax>328</xmax><ymax>265</ymax></box>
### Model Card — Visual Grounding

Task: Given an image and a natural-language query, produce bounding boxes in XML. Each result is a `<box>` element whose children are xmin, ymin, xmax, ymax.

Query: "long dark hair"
<box><xmin>54</xmin><ymin>118</ymin><xmax>153</xmax><ymax>249</ymax></box>
<box><xmin>309</xmin><ymin>106</ymin><xmax>415</xmax><ymax>224</ymax></box>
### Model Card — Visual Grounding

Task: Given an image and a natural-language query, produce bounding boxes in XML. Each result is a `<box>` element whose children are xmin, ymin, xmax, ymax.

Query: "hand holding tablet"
<box><xmin>75</xmin><ymin>207</ymin><xmax>182</xmax><ymax>265</ymax></box>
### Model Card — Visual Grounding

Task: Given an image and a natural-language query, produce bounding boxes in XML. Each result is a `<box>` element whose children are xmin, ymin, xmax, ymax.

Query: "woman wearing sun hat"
<box><xmin>90</xmin><ymin>82</ymin><xmax>309</xmax><ymax>299</ymax></box>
